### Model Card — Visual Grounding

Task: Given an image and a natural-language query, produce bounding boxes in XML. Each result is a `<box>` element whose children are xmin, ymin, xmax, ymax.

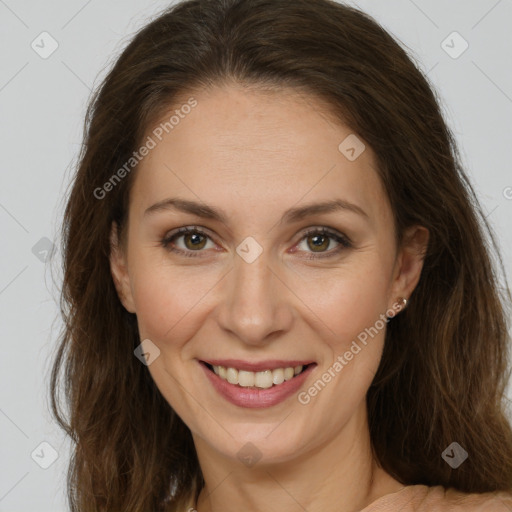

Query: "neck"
<box><xmin>192</xmin><ymin>404</ymin><xmax>402</xmax><ymax>512</ymax></box>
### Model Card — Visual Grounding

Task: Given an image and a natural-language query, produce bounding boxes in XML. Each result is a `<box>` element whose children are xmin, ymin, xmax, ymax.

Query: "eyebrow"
<box><xmin>143</xmin><ymin>197</ymin><xmax>368</xmax><ymax>224</ymax></box>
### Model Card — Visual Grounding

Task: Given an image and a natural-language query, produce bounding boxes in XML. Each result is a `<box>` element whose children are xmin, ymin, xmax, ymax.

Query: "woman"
<box><xmin>50</xmin><ymin>0</ymin><xmax>512</xmax><ymax>510</ymax></box>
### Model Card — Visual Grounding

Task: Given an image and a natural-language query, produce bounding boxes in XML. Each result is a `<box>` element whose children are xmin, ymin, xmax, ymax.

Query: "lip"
<box><xmin>201</xmin><ymin>358</ymin><xmax>315</xmax><ymax>372</ymax></box>
<box><xmin>199</xmin><ymin>360</ymin><xmax>317</xmax><ymax>409</ymax></box>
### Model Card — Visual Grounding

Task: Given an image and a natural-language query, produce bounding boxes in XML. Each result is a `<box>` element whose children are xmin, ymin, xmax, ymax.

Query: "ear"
<box><xmin>109</xmin><ymin>221</ymin><xmax>136</xmax><ymax>313</ymax></box>
<box><xmin>388</xmin><ymin>225</ymin><xmax>429</xmax><ymax>309</ymax></box>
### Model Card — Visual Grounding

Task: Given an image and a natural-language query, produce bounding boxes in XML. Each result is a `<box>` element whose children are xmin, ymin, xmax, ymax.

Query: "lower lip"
<box><xmin>199</xmin><ymin>361</ymin><xmax>317</xmax><ymax>408</ymax></box>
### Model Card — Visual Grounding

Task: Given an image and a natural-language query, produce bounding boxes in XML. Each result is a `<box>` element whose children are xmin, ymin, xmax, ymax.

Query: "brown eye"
<box><xmin>182</xmin><ymin>231</ymin><xmax>207</xmax><ymax>250</ymax></box>
<box><xmin>296</xmin><ymin>227</ymin><xmax>352</xmax><ymax>260</ymax></box>
<box><xmin>306</xmin><ymin>233</ymin><xmax>330</xmax><ymax>252</ymax></box>
<box><xmin>161</xmin><ymin>227</ymin><xmax>214</xmax><ymax>257</ymax></box>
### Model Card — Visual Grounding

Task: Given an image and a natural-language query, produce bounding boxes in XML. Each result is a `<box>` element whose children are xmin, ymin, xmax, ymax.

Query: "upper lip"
<box><xmin>201</xmin><ymin>359</ymin><xmax>316</xmax><ymax>372</ymax></box>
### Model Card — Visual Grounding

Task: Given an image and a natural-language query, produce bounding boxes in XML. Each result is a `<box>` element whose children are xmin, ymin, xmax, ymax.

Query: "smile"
<box><xmin>208</xmin><ymin>363</ymin><xmax>307</xmax><ymax>389</ymax></box>
<box><xmin>199</xmin><ymin>361</ymin><xmax>317</xmax><ymax>408</ymax></box>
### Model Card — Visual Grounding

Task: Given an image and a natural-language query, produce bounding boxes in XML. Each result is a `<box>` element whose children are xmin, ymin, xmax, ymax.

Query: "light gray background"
<box><xmin>1</xmin><ymin>1</ymin><xmax>511</xmax><ymax>510</ymax></box>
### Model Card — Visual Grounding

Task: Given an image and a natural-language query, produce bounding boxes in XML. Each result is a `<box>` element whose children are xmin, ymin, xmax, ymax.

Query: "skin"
<box><xmin>110</xmin><ymin>83</ymin><xmax>429</xmax><ymax>512</ymax></box>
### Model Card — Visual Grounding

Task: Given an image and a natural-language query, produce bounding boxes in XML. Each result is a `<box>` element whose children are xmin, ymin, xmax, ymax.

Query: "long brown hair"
<box><xmin>50</xmin><ymin>0</ymin><xmax>512</xmax><ymax>510</ymax></box>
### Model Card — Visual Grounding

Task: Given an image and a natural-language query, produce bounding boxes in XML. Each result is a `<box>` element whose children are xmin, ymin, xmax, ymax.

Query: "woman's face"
<box><xmin>110</xmin><ymin>84</ymin><xmax>426</xmax><ymax>465</ymax></box>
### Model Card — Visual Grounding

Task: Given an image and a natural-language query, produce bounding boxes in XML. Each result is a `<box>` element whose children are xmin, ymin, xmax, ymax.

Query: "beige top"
<box><xmin>184</xmin><ymin>485</ymin><xmax>512</xmax><ymax>511</ymax></box>
<box><xmin>360</xmin><ymin>485</ymin><xmax>512</xmax><ymax>511</ymax></box>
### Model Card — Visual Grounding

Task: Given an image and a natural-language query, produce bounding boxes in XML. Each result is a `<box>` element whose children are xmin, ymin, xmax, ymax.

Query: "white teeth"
<box><xmin>211</xmin><ymin>364</ymin><xmax>305</xmax><ymax>389</ymax></box>
<box><xmin>254</xmin><ymin>370</ymin><xmax>273</xmax><ymax>389</ymax></box>
<box><xmin>226</xmin><ymin>367</ymin><xmax>238</xmax><ymax>385</ymax></box>
<box><xmin>284</xmin><ymin>367</ymin><xmax>295</xmax><ymax>381</ymax></box>
<box><xmin>272</xmin><ymin>368</ymin><xmax>284</xmax><ymax>385</ymax></box>
<box><xmin>238</xmin><ymin>370</ymin><xmax>255</xmax><ymax>387</ymax></box>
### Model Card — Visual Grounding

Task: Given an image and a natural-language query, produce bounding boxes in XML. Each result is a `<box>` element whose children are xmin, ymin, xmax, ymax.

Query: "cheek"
<box><xmin>302</xmin><ymin>258</ymin><xmax>391</xmax><ymax>391</ymax></box>
<box><xmin>302</xmin><ymin>277</ymin><xmax>389</xmax><ymax>413</ymax></box>
<box><xmin>303</xmin><ymin>259</ymin><xmax>391</xmax><ymax>342</ymax></box>
<box><xmin>129</xmin><ymin>260</ymin><xmax>221</xmax><ymax>344</ymax></box>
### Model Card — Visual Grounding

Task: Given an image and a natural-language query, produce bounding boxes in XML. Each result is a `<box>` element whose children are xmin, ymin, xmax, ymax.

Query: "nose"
<box><xmin>216</xmin><ymin>247</ymin><xmax>294</xmax><ymax>346</ymax></box>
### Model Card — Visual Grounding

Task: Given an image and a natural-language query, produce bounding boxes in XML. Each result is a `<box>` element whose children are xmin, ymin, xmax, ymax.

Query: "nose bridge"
<box><xmin>217</xmin><ymin>242</ymin><xmax>292</xmax><ymax>344</ymax></box>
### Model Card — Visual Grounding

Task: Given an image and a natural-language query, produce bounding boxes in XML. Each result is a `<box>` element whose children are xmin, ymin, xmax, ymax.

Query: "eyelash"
<box><xmin>161</xmin><ymin>226</ymin><xmax>352</xmax><ymax>260</ymax></box>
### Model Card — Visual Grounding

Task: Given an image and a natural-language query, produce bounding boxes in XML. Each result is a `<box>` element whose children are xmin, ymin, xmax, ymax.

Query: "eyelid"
<box><xmin>297</xmin><ymin>225</ymin><xmax>350</xmax><ymax>242</ymax></box>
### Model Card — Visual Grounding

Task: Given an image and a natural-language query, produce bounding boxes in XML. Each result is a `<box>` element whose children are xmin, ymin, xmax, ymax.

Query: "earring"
<box><xmin>386</xmin><ymin>297</ymin><xmax>408</xmax><ymax>320</ymax></box>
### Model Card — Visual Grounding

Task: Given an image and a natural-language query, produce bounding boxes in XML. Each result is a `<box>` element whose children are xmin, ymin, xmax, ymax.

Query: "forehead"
<box><xmin>130</xmin><ymin>85</ymin><xmax>390</xmax><ymax>226</ymax></box>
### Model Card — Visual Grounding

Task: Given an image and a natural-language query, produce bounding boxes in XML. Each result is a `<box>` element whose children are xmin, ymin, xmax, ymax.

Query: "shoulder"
<box><xmin>362</xmin><ymin>484</ymin><xmax>512</xmax><ymax>511</ymax></box>
<box><xmin>440</xmin><ymin>486</ymin><xmax>512</xmax><ymax>511</ymax></box>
